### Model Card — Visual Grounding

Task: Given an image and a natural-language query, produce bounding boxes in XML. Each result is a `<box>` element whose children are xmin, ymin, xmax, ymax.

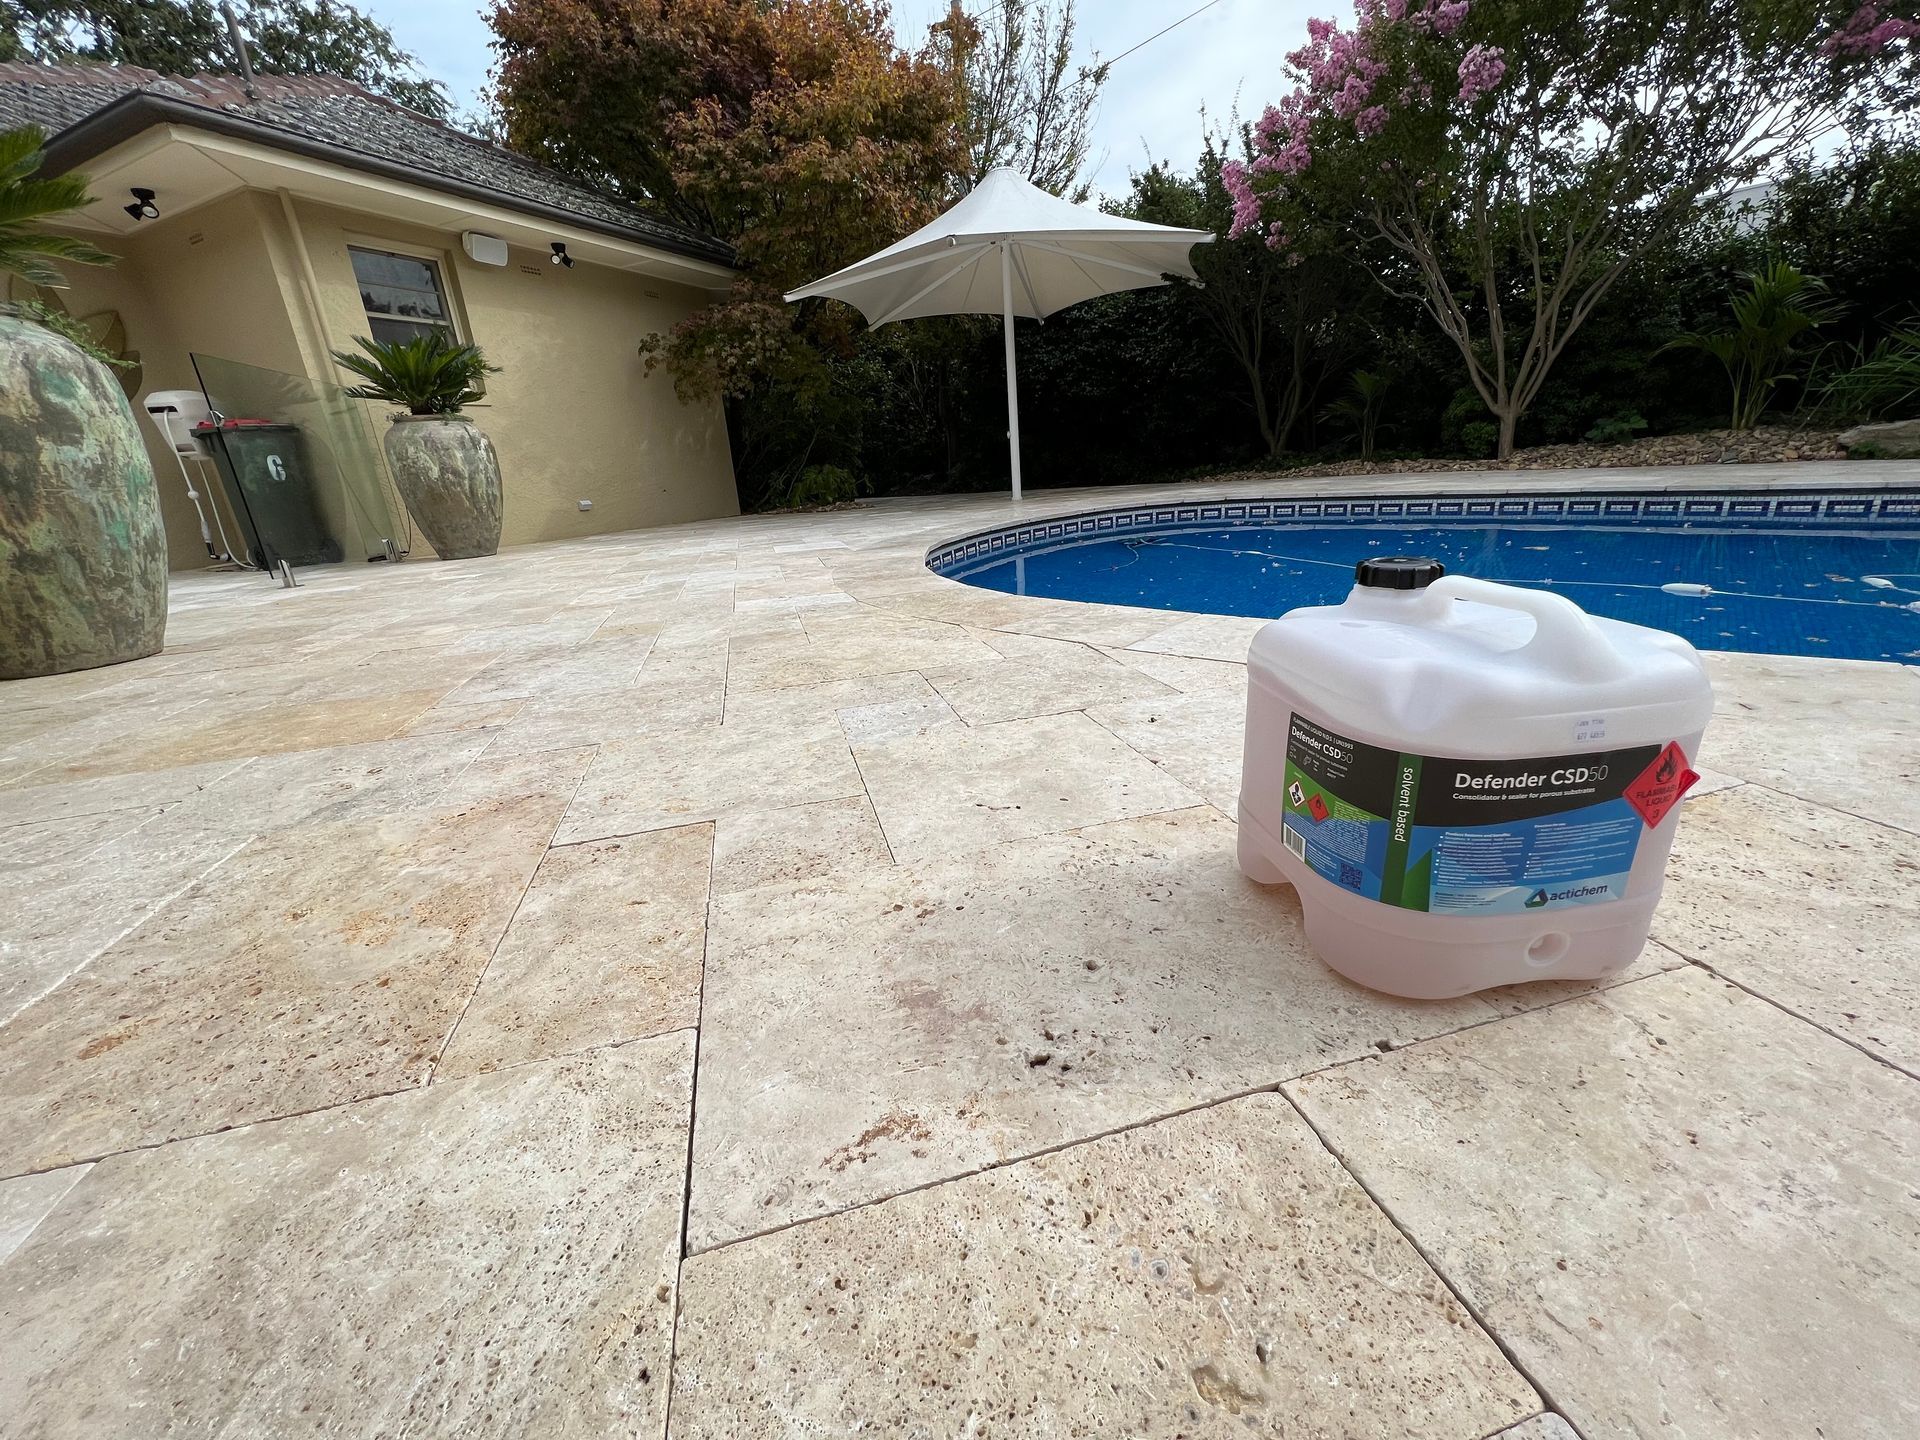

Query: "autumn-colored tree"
<box><xmin>490</xmin><ymin>0</ymin><xmax>959</xmax><ymax>499</ymax></box>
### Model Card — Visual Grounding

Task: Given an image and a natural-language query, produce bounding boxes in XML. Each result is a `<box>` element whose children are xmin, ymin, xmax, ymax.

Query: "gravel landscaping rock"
<box><xmin>1194</xmin><ymin>425</ymin><xmax>1850</xmax><ymax>484</ymax></box>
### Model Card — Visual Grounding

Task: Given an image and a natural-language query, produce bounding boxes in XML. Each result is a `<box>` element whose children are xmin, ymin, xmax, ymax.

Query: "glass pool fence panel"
<box><xmin>189</xmin><ymin>353</ymin><xmax>405</xmax><ymax>570</ymax></box>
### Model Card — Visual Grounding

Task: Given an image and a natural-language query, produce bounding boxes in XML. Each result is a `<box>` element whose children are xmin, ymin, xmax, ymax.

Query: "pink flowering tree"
<box><xmin>1226</xmin><ymin>0</ymin><xmax>1920</xmax><ymax>457</ymax></box>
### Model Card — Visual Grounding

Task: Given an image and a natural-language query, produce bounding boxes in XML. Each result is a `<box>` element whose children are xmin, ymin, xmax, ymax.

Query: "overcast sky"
<box><xmin>359</xmin><ymin>0</ymin><xmax>1316</xmax><ymax>200</ymax></box>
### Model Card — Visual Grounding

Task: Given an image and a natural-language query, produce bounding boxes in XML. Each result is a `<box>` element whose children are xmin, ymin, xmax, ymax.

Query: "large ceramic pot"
<box><xmin>0</xmin><ymin>307</ymin><xmax>168</xmax><ymax>680</ymax></box>
<box><xmin>383</xmin><ymin>414</ymin><xmax>503</xmax><ymax>560</ymax></box>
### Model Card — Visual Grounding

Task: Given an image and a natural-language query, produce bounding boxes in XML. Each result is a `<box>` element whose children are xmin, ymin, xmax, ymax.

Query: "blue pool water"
<box><xmin>951</xmin><ymin>522</ymin><xmax>1920</xmax><ymax>663</ymax></box>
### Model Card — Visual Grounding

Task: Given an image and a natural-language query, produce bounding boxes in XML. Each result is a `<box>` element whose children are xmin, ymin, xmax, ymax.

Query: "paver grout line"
<box><xmin>1075</xmin><ymin>705</ymin><xmax>1216</xmax><ymax>806</ymax></box>
<box><xmin>0</xmin><ymin>831</ymin><xmax>256</xmax><ymax>1031</ymax></box>
<box><xmin>0</xmin><ymin>1161</ymin><xmax>94</xmax><ymax>1263</ymax></box>
<box><xmin>423</xmin><ymin>754</ymin><xmax>599</xmax><ymax>1085</ymax></box>
<box><xmin>1731</xmin><ymin>774</ymin><xmax>1920</xmax><ymax>842</ymax></box>
<box><xmin>1277</xmin><ymin>966</ymin><xmax>1682</xmax><ymax>1090</ymax></box>
<box><xmin>1473</xmin><ymin>1417</ymin><xmax>1555</xmax><ymax>1440</ymax></box>
<box><xmin>662</xmin><ymin>786</ymin><xmax>719</xmax><ymax>1439</ymax></box>
<box><xmin>842</xmin><ymin>725</ymin><xmax>899</xmax><ymax>867</ymax></box>
<box><xmin>680</xmin><ymin>963</ymin><xmax>1686</xmax><ymax>1260</ymax></box>
<box><xmin>681</xmin><ymin>1077</ymin><xmax>1292</xmax><ymax>1259</ymax></box>
<box><xmin>0</xmin><ymin>1076</ymin><xmax>427</xmax><ymax>1183</ymax></box>
<box><xmin>1276</xmin><ymin>1087</ymin><xmax>1589</xmax><ymax>1440</ymax></box>
<box><xmin>427</xmin><ymin>1025</ymin><xmax>700</xmax><ymax>1083</ymax></box>
<box><xmin>1661</xmin><ymin>949</ymin><xmax>1920</xmax><ymax>1082</ymax></box>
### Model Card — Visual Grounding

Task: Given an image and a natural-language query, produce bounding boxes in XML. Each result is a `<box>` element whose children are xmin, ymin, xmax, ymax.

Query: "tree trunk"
<box><xmin>1496</xmin><ymin>407</ymin><xmax>1519</xmax><ymax>460</ymax></box>
<box><xmin>1248</xmin><ymin>368</ymin><xmax>1281</xmax><ymax>458</ymax></box>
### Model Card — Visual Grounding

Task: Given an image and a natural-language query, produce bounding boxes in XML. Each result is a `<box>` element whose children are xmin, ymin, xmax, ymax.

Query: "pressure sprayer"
<box><xmin>1237</xmin><ymin>557</ymin><xmax>1714</xmax><ymax>999</ymax></box>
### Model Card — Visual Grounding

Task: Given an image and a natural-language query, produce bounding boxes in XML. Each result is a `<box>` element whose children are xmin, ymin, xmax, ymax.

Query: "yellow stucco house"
<box><xmin>0</xmin><ymin>62</ymin><xmax>741</xmax><ymax>571</ymax></box>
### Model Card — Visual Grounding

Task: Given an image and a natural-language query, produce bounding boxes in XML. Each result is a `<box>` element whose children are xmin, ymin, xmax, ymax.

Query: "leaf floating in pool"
<box><xmin>1864</xmin><ymin>576</ymin><xmax>1894</xmax><ymax>589</ymax></box>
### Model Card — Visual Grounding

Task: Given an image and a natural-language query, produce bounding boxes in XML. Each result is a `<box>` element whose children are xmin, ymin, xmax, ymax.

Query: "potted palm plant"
<box><xmin>1</xmin><ymin>125</ymin><xmax>169</xmax><ymax>680</ymax></box>
<box><xmin>334</xmin><ymin>332</ymin><xmax>504</xmax><ymax>559</ymax></box>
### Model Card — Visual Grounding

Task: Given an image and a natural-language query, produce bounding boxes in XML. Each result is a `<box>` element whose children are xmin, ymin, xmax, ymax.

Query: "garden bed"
<box><xmin>1203</xmin><ymin>425</ymin><xmax>1850</xmax><ymax>483</ymax></box>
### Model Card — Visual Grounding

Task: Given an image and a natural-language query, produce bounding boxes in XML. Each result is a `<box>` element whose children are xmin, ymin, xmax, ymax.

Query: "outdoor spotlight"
<box><xmin>124</xmin><ymin>187</ymin><xmax>160</xmax><ymax>221</ymax></box>
<box><xmin>550</xmin><ymin>242</ymin><xmax>573</xmax><ymax>268</ymax></box>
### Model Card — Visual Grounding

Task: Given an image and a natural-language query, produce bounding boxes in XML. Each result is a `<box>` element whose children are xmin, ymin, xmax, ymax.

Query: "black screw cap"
<box><xmin>1355</xmin><ymin>556</ymin><xmax>1446</xmax><ymax>590</ymax></box>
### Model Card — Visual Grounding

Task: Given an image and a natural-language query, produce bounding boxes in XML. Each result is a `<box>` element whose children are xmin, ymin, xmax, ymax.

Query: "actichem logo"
<box><xmin>1530</xmin><ymin>882</ymin><xmax>1612</xmax><ymax>906</ymax></box>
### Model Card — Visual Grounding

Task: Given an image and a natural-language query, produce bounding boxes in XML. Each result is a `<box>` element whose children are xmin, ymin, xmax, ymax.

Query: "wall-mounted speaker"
<box><xmin>461</xmin><ymin>232</ymin><xmax>509</xmax><ymax>266</ymax></box>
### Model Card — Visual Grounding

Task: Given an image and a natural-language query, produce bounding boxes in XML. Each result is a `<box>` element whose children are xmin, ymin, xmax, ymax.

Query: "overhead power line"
<box><xmin>1074</xmin><ymin>0</ymin><xmax>1228</xmax><ymax>88</ymax></box>
<box><xmin>940</xmin><ymin>0</ymin><xmax>1227</xmax><ymax>90</ymax></box>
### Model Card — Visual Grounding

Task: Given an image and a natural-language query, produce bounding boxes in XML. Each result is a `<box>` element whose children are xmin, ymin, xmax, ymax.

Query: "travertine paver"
<box><xmin>556</xmin><ymin>714</ymin><xmax>863</xmax><ymax>845</ymax></box>
<box><xmin>400</xmin><ymin>696</ymin><xmax>525</xmax><ymax>735</ymax></box>
<box><xmin>1286</xmin><ymin>968</ymin><xmax>1920</xmax><ymax>1440</ymax></box>
<box><xmin>0</xmin><ymin>729</ymin><xmax>501</xmax><ymax>1019</ymax></box>
<box><xmin>483</xmin><ymin>675</ymin><xmax>727</xmax><ymax>757</ymax></box>
<box><xmin>718</xmin><ymin>668</ymin><xmax>937</xmax><ymax>730</ymax></box>
<box><xmin>1087</xmin><ymin>683</ymin><xmax>1249</xmax><ymax>812</ymax></box>
<box><xmin>0</xmin><ymin>751</ymin><xmax>583</xmax><ymax>1175</ymax></box>
<box><xmin>687</xmin><ymin>805</ymin><xmax>1620</xmax><ymax>1249</ymax></box>
<box><xmin>1656</xmin><ymin>783</ymin><xmax>1920</xmax><ymax>1074</ymax></box>
<box><xmin>1699</xmin><ymin>651</ymin><xmax>1920</xmax><ymax>836</ymax></box>
<box><xmin>438</xmin><ymin>824</ymin><xmax>712</xmax><ymax>1077</ymax></box>
<box><xmin>0</xmin><ymin>461</ymin><xmax>1914</xmax><ymax>1435</ymax></box>
<box><xmin>1128</xmin><ymin>611</ymin><xmax>1269</xmax><ymax>662</ymax></box>
<box><xmin>439</xmin><ymin>632</ymin><xmax>658</xmax><ymax>706</ymax></box>
<box><xmin>1487</xmin><ymin>1419</ymin><xmax>1578</xmax><ymax>1440</ymax></box>
<box><xmin>672</xmin><ymin>1094</ymin><xmax>1540</xmax><ymax>1439</ymax></box>
<box><xmin>853</xmin><ymin>709</ymin><xmax>1205</xmax><ymax>862</ymax></box>
<box><xmin>711</xmin><ymin>794</ymin><xmax>892</xmax><ymax>892</ymax></box>
<box><xmin>924</xmin><ymin>649</ymin><xmax>1175</xmax><ymax>724</ymax></box>
<box><xmin>0</xmin><ymin>807</ymin><xmax>159</xmax><ymax>867</ymax></box>
<box><xmin>0</xmin><ymin>1165</ymin><xmax>90</xmax><ymax>1264</ymax></box>
<box><xmin>32</xmin><ymin>691</ymin><xmax>457</xmax><ymax>779</ymax></box>
<box><xmin>724</xmin><ymin>615</ymin><xmax>1002</xmax><ymax>692</ymax></box>
<box><xmin>0</xmin><ymin>755</ymin><xmax>247</xmax><ymax>827</ymax></box>
<box><xmin>0</xmin><ymin>1038</ymin><xmax>692</xmax><ymax>1439</ymax></box>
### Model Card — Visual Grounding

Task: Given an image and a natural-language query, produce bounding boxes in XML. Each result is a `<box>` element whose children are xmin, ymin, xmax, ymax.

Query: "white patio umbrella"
<box><xmin>784</xmin><ymin>166</ymin><xmax>1213</xmax><ymax>499</ymax></box>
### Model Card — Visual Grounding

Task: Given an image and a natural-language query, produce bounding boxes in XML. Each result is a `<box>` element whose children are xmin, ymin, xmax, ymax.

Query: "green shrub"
<box><xmin>1818</xmin><ymin>326</ymin><xmax>1920</xmax><ymax>421</ymax></box>
<box><xmin>1320</xmin><ymin>369</ymin><xmax>1390</xmax><ymax>460</ymax></box>
<box><xmin>1584</xmin><ymin>411</ymin><xmax>1649</xmax><ymax>444</ymax></box>
<box><xmin>1659</xmin><ymin>262</ymin><xmax>1841</xmax><ymax>430</ymax></box>
<box><xmin>1439</xmin><ymin>387</ymin><xmax>1492</xmax><ymax>455</ymax></box>
<box><xmin>785</xmin><ymin>463</ymin><xmax>868</xmax><ymax>508</ymax></box>
<box><xmin>334</xmin><ymin>332</ymin><xmax>498</xmax><ymax>415</ymax></box>
<box><xmin>1459</xmin><ymin>421</ymin><xmax>1499</xmax><ymax>458</ymax></box>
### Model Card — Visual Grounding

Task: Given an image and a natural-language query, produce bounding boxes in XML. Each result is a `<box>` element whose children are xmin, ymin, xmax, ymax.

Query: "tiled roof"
<box><xmin>0</xmin><ymin>62</ymin><xmax>734</xmax><ymax>266</ymax></box>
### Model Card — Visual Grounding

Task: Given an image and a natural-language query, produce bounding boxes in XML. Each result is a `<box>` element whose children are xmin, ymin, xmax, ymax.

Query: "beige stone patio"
<box><xmin>1</xmin><ymin>462</ymin><xmax>1917</xmax><ymax>1438</ymax></box>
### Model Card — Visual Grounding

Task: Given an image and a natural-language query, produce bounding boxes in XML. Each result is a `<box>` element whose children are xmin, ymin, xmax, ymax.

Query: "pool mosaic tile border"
<box><xmin>925</xmin><ymin>486</ymin><xmax>1920</xmax><ymax>576</ymax></box>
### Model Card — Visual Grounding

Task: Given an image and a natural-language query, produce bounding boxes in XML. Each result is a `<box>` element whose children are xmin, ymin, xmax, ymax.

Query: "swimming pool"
<box><xmin>929</xmin><ymin>487</ymin><xmax>1920</xmax><ymax>664</ymax></box>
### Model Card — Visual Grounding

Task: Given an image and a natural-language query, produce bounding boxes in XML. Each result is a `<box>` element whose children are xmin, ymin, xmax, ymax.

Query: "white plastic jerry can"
<box><xmin>1237</xmin><ymin>557</ymin><xmax>1714</xmax><ymax>999</ymax></box>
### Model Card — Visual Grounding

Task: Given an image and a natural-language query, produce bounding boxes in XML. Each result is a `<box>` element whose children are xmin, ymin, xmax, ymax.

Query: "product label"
<box><xmin>1279</xmin><ymin>714</ymin><xmax>1697</xmax><ymax>916</ymax></box>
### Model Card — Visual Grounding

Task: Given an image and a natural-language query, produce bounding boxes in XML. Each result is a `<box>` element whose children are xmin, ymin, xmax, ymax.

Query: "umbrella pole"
<box><xmin>1001</xmin><ymin>242</ymin><xmax>1022</xmax><ymax>500</ymax></box>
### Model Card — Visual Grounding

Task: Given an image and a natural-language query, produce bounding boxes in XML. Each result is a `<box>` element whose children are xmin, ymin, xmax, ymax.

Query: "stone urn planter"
<box><xmin>0</xmin><ymin>306</ymin><xmax>168</xmax><ymax>679</ymax></box>
<box><xmin>384</xmin><ymin>414</ymin><xmax>503</xmax><ymax>560</ymax></box>
<box><xmin>334</xmin><ymin>331</ymin><xmax>503</xmax><ymax>561</ymax></box>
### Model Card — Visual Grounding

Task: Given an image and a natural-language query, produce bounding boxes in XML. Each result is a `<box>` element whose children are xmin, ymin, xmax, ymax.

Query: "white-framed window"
<box><xmin>349</xmin><ymin>245</ymin><xmax>457</xmax><ymax>345</ymax></box>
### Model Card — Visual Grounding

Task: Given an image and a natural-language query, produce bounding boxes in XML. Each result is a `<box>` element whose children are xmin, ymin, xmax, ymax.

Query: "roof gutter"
<box><xmin>38</xmin><ymin>91</ymin><xmax>738</xmax><ymax>270</ymax></box>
